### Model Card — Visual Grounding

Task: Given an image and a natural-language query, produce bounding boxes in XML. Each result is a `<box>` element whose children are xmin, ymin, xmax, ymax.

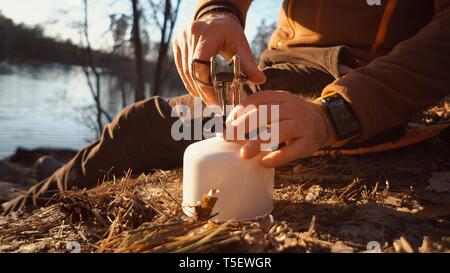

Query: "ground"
<box><xmin>0</xmin><ymin>100</ymin><xmax>449</xmax><ymax>253</ymax></box>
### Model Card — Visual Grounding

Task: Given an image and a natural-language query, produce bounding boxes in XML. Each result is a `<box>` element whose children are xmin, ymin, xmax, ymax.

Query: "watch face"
<box><xmin>327</xmin><ymin>97</ymin><xmax>361</xmax><ymax>140</ymax></box>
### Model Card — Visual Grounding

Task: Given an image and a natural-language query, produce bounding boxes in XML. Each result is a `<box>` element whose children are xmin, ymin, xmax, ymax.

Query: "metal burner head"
<box><xmin>192</xmin><ymin>55</ymin><xmax>247</xmax><ymax>115</ymax></box>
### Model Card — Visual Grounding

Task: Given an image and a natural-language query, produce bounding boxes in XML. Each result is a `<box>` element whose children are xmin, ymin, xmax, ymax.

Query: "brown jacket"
<box><xmin>196</xmin><ymin>0</ymin><xmax>450</xmax><ymax>141</ymax></box>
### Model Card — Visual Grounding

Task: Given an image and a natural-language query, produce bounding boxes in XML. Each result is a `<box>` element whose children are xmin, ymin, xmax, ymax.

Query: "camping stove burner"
<box><xmin>191</xmin><ymin>55</ymin><xmax>247</xmax><ymax>115</ymax></box>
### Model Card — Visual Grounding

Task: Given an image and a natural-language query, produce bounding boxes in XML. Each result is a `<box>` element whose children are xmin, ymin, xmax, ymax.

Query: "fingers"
<box><xmin>224</xmin><ymin>91</ymin><xmax>329</xmax><ymax>168</ymax></box>
<box><xmin>239</xmin><ymin>120</ymin><xmax>299</xmax><ymax>159</ymax></box>
<box><xmin>261</xmin><ymin>138</ymin><xmax>308</xmax><ymax>168</ymax></box>
<box><xmin>225</xmin><ymin>91</ymin><xmax>303</xmax><ymax>136</ymax></box>
<box><xmin>181</xmin><ymin>33</ymin><xmax>200</xmax><ymax>98</ymax></box>
<box><xmin>240</xmin><ymin>141</ymin><xmax>261</xmax><ymax>158</ymax></box>
<box><xmin>173</xmin><ymin>35</ymin><xmax>198</xmax><ymax>97</ymax></box>
<box><xmin>174</xmin><ymin>28</ymin><xmax>215</xmax><ymax>103</ymax></box>
<box><xmin>192</xmin><ymin>37</ymin><xmax>220</xmax><ymax>104</ymax></box>
<box><xmin>237</xmin><ymin>44</ymin><xmax>266</xmax><ymax>84</ymax></box>
<box><xmin>241</xmin><ymin>90</ymin><xmax>293</xmax><ymax>107</ymax></box>
<box><xmin>226</xmin><ymin>102</ymin><xmax>296</xmax><ymax>138</ymax></box>
<box><xmin>225</xmin><ymin>105</ymin><xmax>259</xmax><ymax>139</ymax></box>
<box><xmin>173</xmin><ymin>14</ymin><xmax>266</xmax><ymax>105</ymax></box>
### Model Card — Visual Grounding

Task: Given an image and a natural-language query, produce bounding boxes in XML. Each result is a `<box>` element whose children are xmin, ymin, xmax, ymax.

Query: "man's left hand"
<box><xmin>225</xmin><ymin>90</ymin><xmax>337</xmax><ymax>168</ymax></box>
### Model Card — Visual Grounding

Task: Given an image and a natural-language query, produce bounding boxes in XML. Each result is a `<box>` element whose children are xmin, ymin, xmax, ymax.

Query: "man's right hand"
<box><xmin>173</xmin><ymin>12</ymin><xmax>266</xmax><ymax>105</ymax></box>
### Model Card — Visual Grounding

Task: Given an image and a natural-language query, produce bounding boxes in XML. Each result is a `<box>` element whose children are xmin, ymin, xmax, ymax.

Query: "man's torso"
<box><xmin>269</xmin><ymin>0</ymin><xmax>436</xmax><ymax>63</ymax></box>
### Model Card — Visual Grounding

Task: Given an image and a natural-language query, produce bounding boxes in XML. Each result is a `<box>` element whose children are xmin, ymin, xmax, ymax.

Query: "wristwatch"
<box><xmin>318</xmin><ymin>92</ymin><xmax>361</xmax><ymax>145</ymax></box>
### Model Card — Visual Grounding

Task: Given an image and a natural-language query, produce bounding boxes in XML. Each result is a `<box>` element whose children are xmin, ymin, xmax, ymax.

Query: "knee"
<box><xmin>116</xmin><ymin>96</ymin><xmax>172</xmax><ymax>124</ymax></box>
<box><xmin>105</xmin><ymin>96</ymin><xmax>173</xmax><ymax>138</ymax></box>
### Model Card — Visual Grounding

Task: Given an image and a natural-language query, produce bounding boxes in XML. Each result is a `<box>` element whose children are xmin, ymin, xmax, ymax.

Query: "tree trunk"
<box><xmin>152</xmin><ymin>0</ymin><xmax>170</xmax><ymax>96</ymax></box>
<box><xmin>131</xmin><ymin>0</ymin><xmax>145</xmax><ymax>102</ymax></box>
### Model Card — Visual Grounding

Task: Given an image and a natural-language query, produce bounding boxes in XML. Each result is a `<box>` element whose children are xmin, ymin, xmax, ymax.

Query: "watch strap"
<box><xmin>195</xmin><ymin>3</ymin><xmax>245</xmax><ymax>27</ymax></box>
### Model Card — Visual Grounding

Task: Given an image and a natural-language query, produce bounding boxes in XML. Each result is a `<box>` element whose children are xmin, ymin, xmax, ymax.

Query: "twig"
<box><xmin>174</xmin><ymin>220</ymin><xmax>233</xmax><ymax>253</ymax></box>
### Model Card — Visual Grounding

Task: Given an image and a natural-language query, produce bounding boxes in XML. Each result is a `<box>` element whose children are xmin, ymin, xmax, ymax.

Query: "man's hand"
<box><xmin>172</xmin><ymin>12</ymin><xmax>266</xmax><ymax>105</ymax></box>
<box><xmin>225</xmin><ymin>91</ymin><xmax>337</xmax><ymax>168</ymax></box>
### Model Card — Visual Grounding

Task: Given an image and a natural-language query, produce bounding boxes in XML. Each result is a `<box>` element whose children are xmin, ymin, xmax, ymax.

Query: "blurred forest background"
<box><xmin>0</xmin><ymin>0</ymin><xmax>278</xmax><ymax>158</ymax></box>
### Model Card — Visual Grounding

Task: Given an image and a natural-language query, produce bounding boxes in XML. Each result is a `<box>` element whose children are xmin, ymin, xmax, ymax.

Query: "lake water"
<box><xmin>0</xmin><ymin>62</ymin><xmax>182</xmax><ymax>159</ymax></box>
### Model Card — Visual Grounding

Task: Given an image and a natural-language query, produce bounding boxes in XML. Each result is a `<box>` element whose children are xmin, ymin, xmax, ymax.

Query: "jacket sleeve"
<box><xmin>322</xmin><ymin>0</ymin><xmax>450</xmax><ymax>142</ymax></box>
<box><xmin>194</xmin><ymin>0</ymin><xmax>253</xmax><ymax>26</ymax></box>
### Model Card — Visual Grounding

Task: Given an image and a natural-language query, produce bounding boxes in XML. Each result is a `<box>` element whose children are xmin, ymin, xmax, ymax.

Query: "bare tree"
<box><xmin>131</xmin><ymin>0</ymin><xmax>146</xmax><ymax>102</ymax></box>
<box><xmin>80</xmin><ymin>0</ymin><xmax>112</xmax><ymax>137</ymax></box>
<box><xmin>147</xmin><ymin>0</ymin><xmax>181</xmax><ymax>96</ymax></box>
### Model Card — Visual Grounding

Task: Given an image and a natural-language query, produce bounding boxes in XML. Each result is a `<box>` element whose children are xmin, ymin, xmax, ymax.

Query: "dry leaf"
<box><xmin>194</xmin><ymin>189</ymin><xmax>219</xmax><ymax>221</ymax></box>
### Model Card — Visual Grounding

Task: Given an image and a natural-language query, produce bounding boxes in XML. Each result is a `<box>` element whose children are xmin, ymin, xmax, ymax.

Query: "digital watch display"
<box><xmin>320</xmin><ymin>93</ymin><xmax>361</xmax><ymax>141</ymax></box>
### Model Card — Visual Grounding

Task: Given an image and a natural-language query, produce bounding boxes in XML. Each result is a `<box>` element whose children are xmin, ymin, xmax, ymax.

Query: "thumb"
<box><xmin>238</xmin><ymin>48</ymin><xmax>266</xmax><ymax>84</ymax></box>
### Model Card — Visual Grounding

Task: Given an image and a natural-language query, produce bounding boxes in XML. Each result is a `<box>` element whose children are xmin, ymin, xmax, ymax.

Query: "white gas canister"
<box><xmin>182</xmin><ymin>134</ymin><xmax>275</xmax><ymax>221</ymax></box>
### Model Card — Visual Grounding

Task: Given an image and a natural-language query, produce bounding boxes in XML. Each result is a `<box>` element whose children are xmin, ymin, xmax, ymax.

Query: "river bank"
<box><xmin>0</xmin><ymin>61</ymin><xmax>185</xmax><ymax>159</ymax></box>
<box><xmin>0</xmin><ymin>147</ymin><xmax>76</xmax><ymax>202</ymax></box>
